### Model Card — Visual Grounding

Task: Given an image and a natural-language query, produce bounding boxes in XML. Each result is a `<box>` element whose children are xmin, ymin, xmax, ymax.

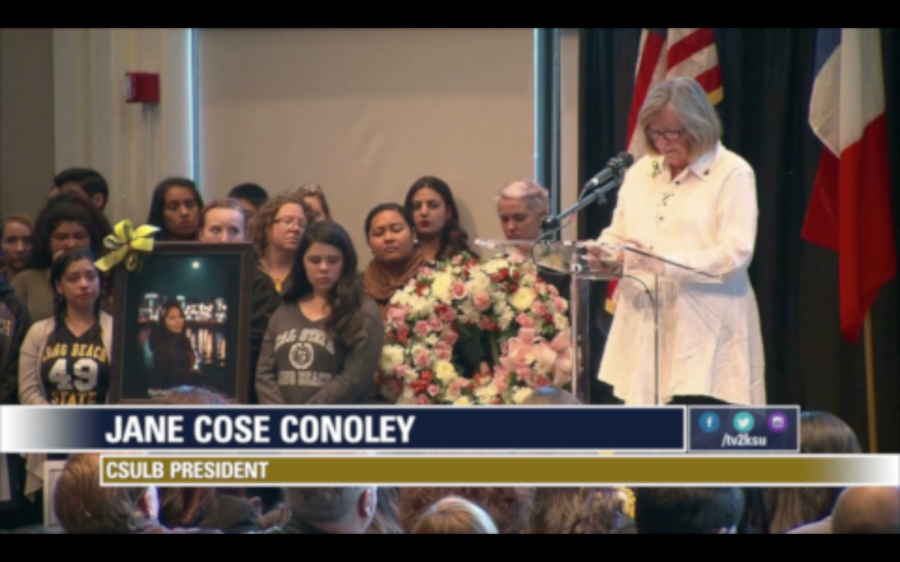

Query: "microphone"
<box><xmin>540</xmin><ymin>152</ymin><xmax>635</xmax><ymax>232</ymax></box>
<box><xmin>582</xmin><ymin>152</ymin><xmax>634</xmax><ymax>194</ymax></box>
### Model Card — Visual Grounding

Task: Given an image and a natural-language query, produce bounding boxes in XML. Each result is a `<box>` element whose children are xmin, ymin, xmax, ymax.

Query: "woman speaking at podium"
<box><xmin>596</xmin><ymin>77</ymin><xmax>764</xmax><ymax>407</ymax></box>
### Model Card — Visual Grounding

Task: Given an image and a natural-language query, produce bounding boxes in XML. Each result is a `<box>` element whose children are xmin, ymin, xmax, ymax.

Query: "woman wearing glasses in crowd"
<box><xmin>594</xmin><ymin>77</ymin><xmax>764</xmax><ymax>408</ymax></box>
<box><xmin>247</xmin><ymin>193</ymin><xmax>316</xmax><ymax>402</ymax></box>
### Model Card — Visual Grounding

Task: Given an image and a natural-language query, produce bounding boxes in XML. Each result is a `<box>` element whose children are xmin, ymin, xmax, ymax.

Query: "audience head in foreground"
<box><xmin>832</xmin><ymin>487</ymin><xmax>900</xmax><ymax>535</ymax></box>
<box><xmin>279</xmin><ymin>487</ymin><xmax>377</xmax><ymax>534</ymax></box>
<box><xmin>635</xmin><ymin>488</ymin><xmax>745</xmax><ymax>534</ymax></box>
<box><xmin>412</xmin><ymin>496</ymin><xmax>498</xmax><ymax>534</ymax></box>
<box><xmin>53</xmin><ymin>454</ymin><xmax>158</xmax><ymax>534</ymax></box>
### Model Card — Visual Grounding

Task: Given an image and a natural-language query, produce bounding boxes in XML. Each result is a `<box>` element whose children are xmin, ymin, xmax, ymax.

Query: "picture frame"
<box><xmin>43</xmin><ymin>459</ymin><xmax>67</xmax><ymax>529</ymax></box>
<box><xmin>109</xmin><ymin>242</ymin><xmax>254</xmax><ymax>404</ymax></box>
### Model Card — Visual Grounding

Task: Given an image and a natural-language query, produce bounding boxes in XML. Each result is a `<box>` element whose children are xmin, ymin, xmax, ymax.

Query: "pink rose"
<box><xmin>397</xmin><ymin>326</ymin><xmax>410</xmax><ymax>344</ymax></box>
<box><xmin>414</xmin><ymin>350</ymin><xmax>430</xmax><ymax>369</ymax></box>
<box><xmin>395</xmin><ymin>364</ymin><xmax>410</xmax><ymax>379</ymax></box>
<box><xmin>479</xmin><ymin>317</ymin><xmax>495</xmax><ymax>330</ymax></box>
<box><xmin>452</xmin><ymin>280</ymin><xmax>467</xmax><ymax>300</ymax></box>
<box><xmin>448</xmin><ymin>380</ymin><xmax>463</xmax><ymax>397</ymax></box>
<box><xmin>415</xmin><ymin>395</ymin><xmax>432</xmax><ymax>406</ymax></box>
<box><xmin>429</xmin><ymin>317</ymin><xmax>443</xmax><ymax>332</ymax></box>
<box><xmin>548</xmin><ymin>284</ymin><xmax>559</xmax><ymax>296</ymax></box>
<box><xmin>420</xmin><ymin>267</ymin><xmax>434</xmax><ymax>277</ymax></box>
<box><xmin>494</xmin><ymin>371</ymin><xmax>511</xmax><ymax>395</ymax></box>
<box><xmin>508</xmin><ymin>252</ymin><xmax>525</xmax><ymax>265</ymax></box>
<box><xmin>516</xmin><ymin>366</ymin><xmax>534</xmax><ymax>384</ymax></box>
<box><xmin>435</xmin><ymin>342</ymin><xmax>453</xmax><ymax>361</ymax></box>
<box><xmin>452</xmin><ymin>255</ymin><xmax>464</xmax><ymax>266</ymax></box>
<box><xmin>516</xmin><ymin>313</ymin><xmax>536</xmax><ymax>329</ymax></box>
<box><xmin>554</xmin><ymin>296</ymin><xmax>567</xmax><ymax>313</ymax></box>
<box><xmin>428</xmin><ymin>384</ymin><xmax>440</xmax><ymax>397</ymax></box>
<box><xmin>388</xmin><ymin>308</ymin><xmax>407</xmax><ymax>324</ymax></box>
<box><xmin>533</xmin><ymin>302</ymin><xmax>548</xmax><ymax>316</ymax></box>
<box><xmin>415</xmin><ymin>321</ymin><xmax>431</xmax><ymax>338</ymax></box>
<box><xmin>474</xmin><ymin>292</ymin><xmax>491</xmax><ymax>312</ymax></box>
<box><xmin>438</xmin><ymin>306</ymin><xmax>457</xmax><ymax>323</ymax></box>
<box><xmin>441</xmin><ymin>330</ymin><xmax>459</xmax><ymax>346</ymax></box>
<box><xmin>534</xmin><ymin>375</ymin><xmax>551</xmax><ymax>388</ymax></box>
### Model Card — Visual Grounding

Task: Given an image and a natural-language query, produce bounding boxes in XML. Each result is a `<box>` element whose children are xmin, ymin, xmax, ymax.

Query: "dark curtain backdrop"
<box><xmin>578</xmin><ymin>28</ymin><xmax>900</xmax><ymax>452</ymax></box>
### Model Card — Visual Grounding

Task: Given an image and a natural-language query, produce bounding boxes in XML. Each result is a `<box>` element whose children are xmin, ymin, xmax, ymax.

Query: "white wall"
<box><xmin>0</xmin><ymin>28</ymin><xmax>56</xmax><ymax>219</ymax></box>
<box><xmin>52</xmin><ymin>28</ymin><xmax>193</xmax><ymax>225</ymax></box>
<box><xmin>197</xmin><ymin>28</ymin><xmax>537</xmax><ymax>255</ymax></box>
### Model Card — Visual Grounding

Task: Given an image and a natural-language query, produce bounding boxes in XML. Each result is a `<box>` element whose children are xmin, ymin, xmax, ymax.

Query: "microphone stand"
<box><xmin>541</xmin><ymin>172</ymin><xmax>624</xmax><ymax>232</ymax></box>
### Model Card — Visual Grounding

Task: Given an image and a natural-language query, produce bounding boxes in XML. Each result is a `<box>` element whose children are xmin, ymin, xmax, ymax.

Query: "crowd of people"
<box><xmin>1</xmin><ymin>77</ymin><xmax>897</xmax><ymax>533</ymax></box>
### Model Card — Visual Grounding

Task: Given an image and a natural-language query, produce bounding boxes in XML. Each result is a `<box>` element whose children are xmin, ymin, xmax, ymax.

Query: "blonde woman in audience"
<box><xmin>412</xmin><ymin>496</ymin><xmax>499</xmax><ymax>534</ymax></box>
<box><xmin>197</xmin><ymin>199</ymin><xmax>249</xmax><ymax>243</ymax></box>
<box><xmin>1</xmin><ymin>214</ymin><xmax>34</xmax><ymax>282</ymax></box>
<box><xmin>497</xmin><ymin>179</ymin><xmax>550</xmax><ymax>242</ymax></box>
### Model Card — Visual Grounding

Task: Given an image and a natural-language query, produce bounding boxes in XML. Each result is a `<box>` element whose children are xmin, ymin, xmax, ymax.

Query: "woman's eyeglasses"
<box><xmin>645</xmin><ymin>128</ymin><xmax>686</xmax><ymax>141</ymax></box>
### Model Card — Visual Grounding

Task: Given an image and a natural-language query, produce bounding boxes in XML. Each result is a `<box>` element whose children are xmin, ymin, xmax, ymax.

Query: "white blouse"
<box><xmin>597</xmin><ymin>142</ymin><xmax>765</xmax><ymax>405</ymax></box>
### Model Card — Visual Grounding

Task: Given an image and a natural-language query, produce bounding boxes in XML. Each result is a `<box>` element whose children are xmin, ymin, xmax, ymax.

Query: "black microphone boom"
<box><xmin>582</xmin><ymin>152</ymin><xmax>635</xmax><ymax>195</ymax></box>
<box><xmin>541</xmin><ymin>151</ymin><xmax>635</xmax><ymax>232</ymax></box>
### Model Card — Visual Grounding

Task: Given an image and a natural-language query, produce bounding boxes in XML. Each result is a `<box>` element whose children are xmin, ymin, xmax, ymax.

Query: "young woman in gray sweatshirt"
<box><xmin>255</xmin><ymin>221</ymin><xmax>383</xmax><ymax>405</ymax></box>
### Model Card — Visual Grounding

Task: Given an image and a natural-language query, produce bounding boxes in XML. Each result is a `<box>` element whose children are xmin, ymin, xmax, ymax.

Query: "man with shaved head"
<box><xmin>832</xmin><ymin>487</ymin><xmax>900</xmax><ymax>535</ymax></box>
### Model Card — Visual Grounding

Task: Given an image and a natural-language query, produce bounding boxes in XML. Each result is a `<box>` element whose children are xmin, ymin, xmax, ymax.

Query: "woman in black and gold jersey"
<box><xmin>18</xmin><ymin>248</ymin><xmax>112</xmax><ymax>406</ymax></box>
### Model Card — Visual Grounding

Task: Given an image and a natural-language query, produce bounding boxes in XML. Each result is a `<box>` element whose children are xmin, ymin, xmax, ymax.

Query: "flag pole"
<box><xmin>863</xmin><ymin>312</ymin><xmax>878</xmax><ymax>453</ymax></box>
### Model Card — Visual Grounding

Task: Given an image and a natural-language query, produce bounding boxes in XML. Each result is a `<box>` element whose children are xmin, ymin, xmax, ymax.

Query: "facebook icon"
<box><xmin>699</xmin><ymin>412</ymin><xmax>721</xmax><ymax>433</ymax></box>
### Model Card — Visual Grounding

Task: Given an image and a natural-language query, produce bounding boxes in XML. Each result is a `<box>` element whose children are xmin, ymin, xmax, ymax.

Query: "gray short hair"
<box><xmin>498</xmin><ymin>179</ymin><xmax>550</xmax><ymax>215</ymax></box>
<box><xmin>638</xmin><ymin>77</ymin><xmax>722</xmax><ymax>161</ymax></box>
<box><xmin>283</xmin><ymin>487</ymin><xmax>366</xmax><ymax>523</ymax></box>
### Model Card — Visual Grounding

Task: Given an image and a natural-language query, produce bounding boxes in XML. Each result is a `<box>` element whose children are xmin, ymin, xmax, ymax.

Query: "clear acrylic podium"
<box><xmin>476</xmin><ymin>238</ymin><xmax>722</xmax><ymax>405</ymax></box>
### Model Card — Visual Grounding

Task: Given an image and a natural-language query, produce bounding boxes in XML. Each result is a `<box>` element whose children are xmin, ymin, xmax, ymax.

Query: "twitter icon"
<box><xmin>733</xmin><ymin>412</ymin><xmax>755</xmax><ymax>433</ymax></box>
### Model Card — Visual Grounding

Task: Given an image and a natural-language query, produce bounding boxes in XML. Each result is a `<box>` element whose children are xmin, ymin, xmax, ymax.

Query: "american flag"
<box><xmin>607</xmin><ymin>28</ymin><xmax>725</xmax><ymax>313</ymax></box>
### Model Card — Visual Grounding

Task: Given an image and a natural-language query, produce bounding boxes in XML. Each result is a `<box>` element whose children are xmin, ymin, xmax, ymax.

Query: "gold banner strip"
<box><xmin>99</xmin><ymin>456</ymin><xmax>899</xmax><ymax>486</ymax></box>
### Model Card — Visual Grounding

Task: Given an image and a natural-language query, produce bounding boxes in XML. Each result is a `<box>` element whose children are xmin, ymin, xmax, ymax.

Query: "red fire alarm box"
<box><xmin>125</xmin><ymin>72</ymin><xmax>160</xmax><ymax>104</ymax></box>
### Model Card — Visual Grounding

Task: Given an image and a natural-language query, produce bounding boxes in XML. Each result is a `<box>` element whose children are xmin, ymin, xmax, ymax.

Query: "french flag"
<box><xmin>802</xmin><ymin>28</ymin><xmax>897</xmax><ymax>343</ymax></box>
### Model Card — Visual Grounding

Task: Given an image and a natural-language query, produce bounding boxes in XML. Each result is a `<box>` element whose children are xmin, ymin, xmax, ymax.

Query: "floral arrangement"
<box><xmin>377</xmin><ymin>248</ymin><xmax>572</xmax><ymax>406</ymax></box>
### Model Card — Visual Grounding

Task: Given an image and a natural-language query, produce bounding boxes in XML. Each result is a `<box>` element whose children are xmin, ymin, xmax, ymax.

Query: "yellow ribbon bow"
<box><xmin>94</xmin><ymin>219</ymin><xmax>160</xmax><ymax>273</ymax></box>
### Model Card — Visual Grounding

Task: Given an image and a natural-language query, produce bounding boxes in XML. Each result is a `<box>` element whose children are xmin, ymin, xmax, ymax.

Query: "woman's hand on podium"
<box><xmin>624</xmin><ymin>240</ymin><xmax>665</xmax><ymax>275</ymax></box>
<box><xmin>586</xmin><ymin>242</ymin><xmax>622</xmax><ymax>274</ymax></box>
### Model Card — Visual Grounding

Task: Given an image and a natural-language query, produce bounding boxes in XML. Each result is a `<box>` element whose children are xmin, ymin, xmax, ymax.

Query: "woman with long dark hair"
<box><xmin>11</xmin><ymin>194</ymin><xmax>111</xmax><ymax>321</ymax></box>
<box><xmin>255</xmin><ymin>221</ymin><xmax>383</xmax><ymax>405</ymax></box>
<box><xmin>404</xmin><ymin>176</ymin><xmax>476</xmax><ymax>263</ymax></box>
<box><xmin>146</xmin><ymin>178</ymin><xmax>204</xmax><ymax>241</ymax></box>
<box><xmin>150</xmin><ymin>301</ymin><xmax>200</xmax><ymax>391</ymax></box>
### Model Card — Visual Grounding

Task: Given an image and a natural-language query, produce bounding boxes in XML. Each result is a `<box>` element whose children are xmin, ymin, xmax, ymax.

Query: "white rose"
<box><xmin>493</xmin><ymin>299</ymin><xmax>509</xmax><ymax>316</ymax></box>
<box><xmin>402</xmin><ymin>387</ymin><xmax>416</xmax><ymax>401</ymax></box>
<box><xmin>513</xmin><ymin>388</ymin><xmax>534</xmax><ymax>404</ymax></box>
<box><xmin>435</xmin><ymin>361</ymin><xmax>458</xmax><ymax>383</ymax></box>
<box><xmin>511</xmin><ymin>288</ymin><xmax>538</xmax><ymax>311</ymax></box>
<box><xmin>476</xmin><ymin>383</ymin><xmax>500</xmax><ymax>403</ymax></box>
<box><xmin>453</xmin><ymin>397</ymin><xmax>472</xmax><ymax>406</ymax></box>
<box><xmin>499</xmin><ymin>310</ymin><xmax>515</xmax><ymax>331</ymax></box>
<box><xmin>554</xmin><ymin>313</ymin><xmax>570</xmax><ymax>329</ymax></box>
<box><xmin>431</xmin><ymin>273</ymin><xmax>453</xmax><ymax>304</ymax></box>
<box><xmin>380</xmin><ymin>345</ymin><xmax>405</xmax><ymax>374</ymax></box>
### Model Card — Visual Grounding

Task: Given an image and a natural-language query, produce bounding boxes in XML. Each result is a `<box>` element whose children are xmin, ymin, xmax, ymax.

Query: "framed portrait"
<box><xmin>109</xmin><ymin>242</ymin><xmax>254</xmax><ymax>404</ymax></box>
<box><xmin>43</xmin><ymin>459</ymin><xmax>67</xmax><ymax>529</ymax></box>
